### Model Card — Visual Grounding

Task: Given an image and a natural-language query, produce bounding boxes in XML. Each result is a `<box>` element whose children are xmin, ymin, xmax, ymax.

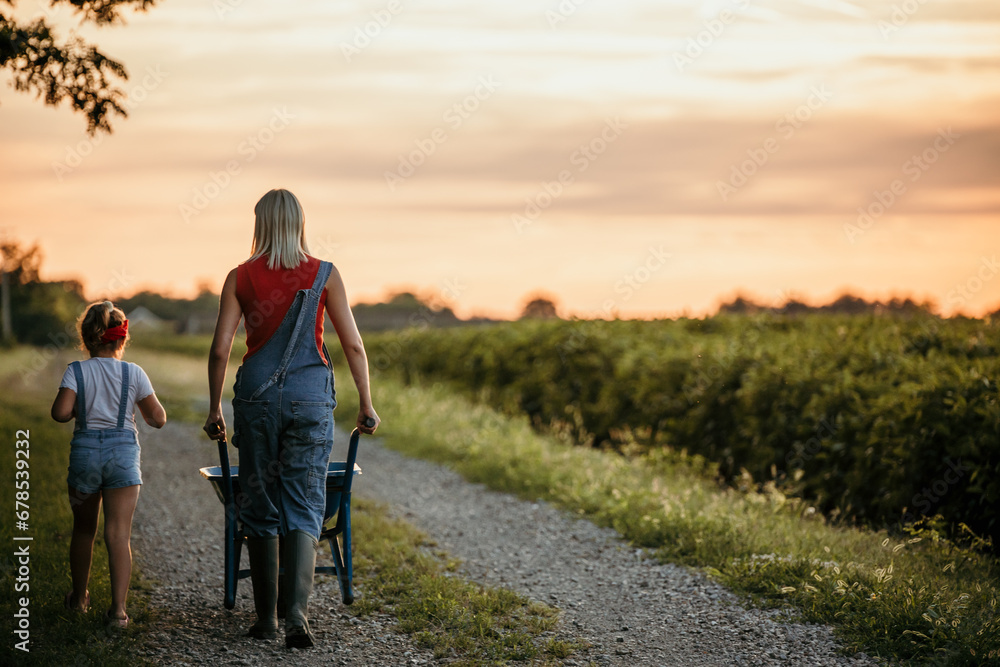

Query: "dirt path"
<box><xmin>131</xmin><ymin>417</ymin><xmax>875</xmax><ymax>666</ymax></box>
<box><xmin>354</xmin><ymin>439</ymin><xmax>876</xmax><ymax>667</ymax></box>
<box><xmin>131</xmin><ymin>419</ymin><xmax>437</xmax><ymax>666</ymax></box>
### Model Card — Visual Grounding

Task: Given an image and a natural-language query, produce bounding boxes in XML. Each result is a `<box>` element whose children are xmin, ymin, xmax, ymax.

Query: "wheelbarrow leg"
<box><xmin>224</xmin><ymin>501</ymin><xmax>239</xmax><ymax>609</ymax></box>
<box><xmin>329</xmin><ymin>495</ymin><xmax>354</xmax><ymax>605</ymax></box>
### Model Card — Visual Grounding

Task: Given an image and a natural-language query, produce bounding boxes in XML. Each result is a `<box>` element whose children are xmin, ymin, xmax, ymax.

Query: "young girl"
<box><xmin>51</xmin><ymin>301</ymin><xmax>166</xmax><ymax>628</ymax></box>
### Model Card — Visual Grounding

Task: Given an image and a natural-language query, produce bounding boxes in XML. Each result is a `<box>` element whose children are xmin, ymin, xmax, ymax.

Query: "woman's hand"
<box><xmin>357</xmin><ymin>408</ymin><xmax>380</xmax><ymax>434</ymax></box>
<box><xmin>204</xmin><ymin>410</ymin><xmax>227</xmax><ymax>440</ymax></box>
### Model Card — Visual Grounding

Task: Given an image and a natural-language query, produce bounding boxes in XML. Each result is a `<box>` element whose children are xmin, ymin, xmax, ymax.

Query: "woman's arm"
<box><xmin>204</xmin><ymin>268</ymin><xmax>242</xmax><ymax>439</ymax></box>
<box><xmin>51</xmin><ymin>387</ymin><xmax>76</xmax><ymax>423</ymax></box>
<box><xmin>137</xmin><ymin>393</ymin><xmax>167</xmax><ymax>428</ymax></box>
<box><xmin>325</xmin><ymin>265</ymin><xmax>380</xmax><ymax>434</ymax></box>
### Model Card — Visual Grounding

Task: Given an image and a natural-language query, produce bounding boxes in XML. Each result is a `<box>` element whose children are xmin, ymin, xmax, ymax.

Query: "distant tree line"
<box><xmin>718</xmin><ymin>293</ymin><xmax>937</xmax><ymax>316</ymax></box>
<box><xmin>1</xmin><ymin>240</ymin><xmax>85</xmax><ymax>346</ymax></box>
<box><xmin>1</xmin><ymin>239</ymin><xmax>996</xmax><ymax>348</ymax></box>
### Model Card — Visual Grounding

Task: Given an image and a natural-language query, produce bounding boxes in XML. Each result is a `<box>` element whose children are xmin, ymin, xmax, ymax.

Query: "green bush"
<box><xmin>362</xmin><ymin>314</ymin><xmax>1000</xmax><ymax>546</ymax></box>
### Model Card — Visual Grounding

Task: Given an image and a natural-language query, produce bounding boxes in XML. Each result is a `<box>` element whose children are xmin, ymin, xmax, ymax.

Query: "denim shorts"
<box><xmin>67</xmin><ymin>429</ymin><xmax>142</xmax><ymax>494</ymax></box>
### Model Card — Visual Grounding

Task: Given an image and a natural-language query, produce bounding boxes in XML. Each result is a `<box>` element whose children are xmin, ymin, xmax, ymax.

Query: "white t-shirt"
<box><xmin>60</xmin><ymin>358</ymin><xmax>155</xmax><ymax>432</ymax></box>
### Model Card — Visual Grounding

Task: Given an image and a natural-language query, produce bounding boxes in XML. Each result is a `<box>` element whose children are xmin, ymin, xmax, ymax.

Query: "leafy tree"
<box><xmin>1</xmin><ymin>0</ymin><xmax>157</xmax><ymax>135</ymax></box>
<box><xmin>718</xmin><ymin>294</ymin><xmax>764</xmax><ymax>315</ymax></box>
<box><xmin>519</xmin><ymin>294</ymin><xmax>559</xmax><ymax>320</ymax></box>
<box><xmin>1</xmin><ymin>239</ymin><xmax>85</xmax><ymax>346</ymax></box>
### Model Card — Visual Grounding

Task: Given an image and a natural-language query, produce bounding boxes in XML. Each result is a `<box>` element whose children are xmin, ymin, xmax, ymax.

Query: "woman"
<box><xmin>204</xmin><ymin>188</ymin><xmax>379</xmax><ymax>649</ymax></box>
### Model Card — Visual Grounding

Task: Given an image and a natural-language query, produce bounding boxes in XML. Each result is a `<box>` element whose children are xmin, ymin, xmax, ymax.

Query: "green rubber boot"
<box><xmin>283</xmin><ymin>530</ymin><xmax>318</xmax><ymax>649</ymax></box>
<box><xmin>246</xmin><ymin>535</ymin><xmax>279</xmax><ymax>639</ymax></box>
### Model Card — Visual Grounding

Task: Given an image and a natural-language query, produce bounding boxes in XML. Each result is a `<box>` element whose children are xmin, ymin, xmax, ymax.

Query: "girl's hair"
<box><xmin>249</xmin><ymin>189</ymin><xmax>310</xmax><ymax>270</ymax></box>
<box><xmin>78</xmin><ymin>301</ymin><xmax>129</xmax><ymax>355</ymax></box>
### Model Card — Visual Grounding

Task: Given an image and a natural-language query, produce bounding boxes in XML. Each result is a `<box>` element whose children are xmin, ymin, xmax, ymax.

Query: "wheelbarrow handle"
<box><xmin>207</xmin><ymin>422</ymin><xmax>226</xmax><ymax>443</ymax></box>
<box><xmin>206</xmin><ymin>423</ymin><xmax>235</xmax><ymax>505</ymax></box>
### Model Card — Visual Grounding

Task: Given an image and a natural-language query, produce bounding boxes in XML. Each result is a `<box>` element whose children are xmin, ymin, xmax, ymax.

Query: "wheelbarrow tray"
<box><xmin>198</xmin><ymin>430</ymin><xmax>364</xmax><ymax>608</ymax></box>
<box><xmin>199</xmin><ymin>462</ymin><xmax>361</xmax><ymax>522</ymax></box>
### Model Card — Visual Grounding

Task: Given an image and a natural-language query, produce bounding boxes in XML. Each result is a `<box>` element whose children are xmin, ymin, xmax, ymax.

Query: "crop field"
<box><xmin>360</xmin><ymin>313</ymin><xmax>1000</xmax><ymax>548</ymax></box>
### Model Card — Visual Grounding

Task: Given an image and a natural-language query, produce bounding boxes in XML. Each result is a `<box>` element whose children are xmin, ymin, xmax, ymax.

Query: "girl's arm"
<box><xmin>137</xmin><ymin>393</ymin><xmax>167</xmax><ymax>428</ymax></box>
<box><xmin>325</xmin><ymin>265</ymin><xmax>380</xmax><ymax>434</ymax></box>
<box><xmin>205</xmin><ymin>268</ymin><xmax>241</xmax><ymax>440</ymax></box>
<box><xmin>51</xmin><ymin>387</ymin><xmax>76</xmax><ymax>422</ymax></box>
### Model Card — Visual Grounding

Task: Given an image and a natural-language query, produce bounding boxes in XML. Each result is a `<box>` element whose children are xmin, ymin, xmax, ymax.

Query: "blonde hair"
<box><xmin>249</xmin><ymin>189</ymin><xmax>310</xmax><ymax>270</ymax></box>
<box><xmin>78</xmin><ymin>300</ymin><xmax>129</xmax><ymax>355</ymax></box>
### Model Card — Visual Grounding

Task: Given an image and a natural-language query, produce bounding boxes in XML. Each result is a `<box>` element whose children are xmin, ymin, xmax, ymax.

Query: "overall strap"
<box><xmin>116</xmin><ymin>361</ymin><xmax>131</xmax><ymax>429</ymax></box>
<box><xmin>250</xmin><ymin>261</ymin><xmax>333</xmax><ymax>399</ymax></box>
<box><xmin>71</xmin><ymin>361</ymin><xmax>87</xmax><ymax>430</ymax></box>
<box><xmin>278</xmin><ymin>259</ymin><xmax>332</xmax><ymax>371</ymax></box>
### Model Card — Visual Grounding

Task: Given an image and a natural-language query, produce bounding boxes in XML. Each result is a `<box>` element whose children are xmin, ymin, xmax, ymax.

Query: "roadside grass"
<box><xmin>349</xmin><ymin>497</ymin><xmax>581</xmax><ymax>664</ymax></box>
<box><xmin>0</xmin><ymin>392</ymin><xmax>155</xmax><ymax>666</ymax></box>
<box><xmin>333</xmin><ymin>368</ymin><xmax>999</xmax><ymax>666</ymax></box>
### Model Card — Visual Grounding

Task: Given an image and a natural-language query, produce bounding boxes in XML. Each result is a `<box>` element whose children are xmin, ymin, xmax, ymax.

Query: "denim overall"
<box><xmin>66</xmin><ymin>361</ymin><xmax>143</xmax><ymax>494</ymax></box>
<box><xmin>232</xmin><ymin>260</ymin><xmax>336</xmax><ymax>539</ymax></box>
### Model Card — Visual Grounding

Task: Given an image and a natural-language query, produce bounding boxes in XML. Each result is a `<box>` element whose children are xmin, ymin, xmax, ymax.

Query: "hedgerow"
<box><xmin>364</xmin><ymin>314</ymin><xmax>1000</xmax><ymax>546</ymax></box>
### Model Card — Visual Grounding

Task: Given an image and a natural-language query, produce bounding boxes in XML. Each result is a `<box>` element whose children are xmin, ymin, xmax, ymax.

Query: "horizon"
<box><xmin>65</xmin><ymin>274</ymin><xmax>991</xmax><ymax>322</ymax></box>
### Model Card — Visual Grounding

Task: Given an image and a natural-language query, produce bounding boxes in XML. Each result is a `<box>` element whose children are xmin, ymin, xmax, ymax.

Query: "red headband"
<box><xmin>100</xmin><ymin>320</ymin><xmax>129</xmax><ymax>343</ymax></box>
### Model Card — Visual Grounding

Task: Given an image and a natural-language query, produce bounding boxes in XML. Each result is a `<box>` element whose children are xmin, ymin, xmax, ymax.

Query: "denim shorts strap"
<box><xmin>71</xmin><ymin>361</ymin><xmax>87</xmax><ymax>430</ymax></box>
<box><xmin>117</xmin><ymin>361</ymin><xmax>130</xmax><ymax>429</ymax></box>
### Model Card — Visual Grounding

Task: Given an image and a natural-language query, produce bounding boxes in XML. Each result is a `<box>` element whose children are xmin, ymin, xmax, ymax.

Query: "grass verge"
<box><xmin>334</xmin><ymin>368</ymin><xmax>999</xmax><ymax>666</ymax></box>
<box><xmin>0</xmin><ymin>393</ymin><xmax>155</xmax><ymax>666</ymax></box>
<box><xmin>349</xmin><ymin>497</ymin><xmax>581</xmax><ymax>664</ymax></box>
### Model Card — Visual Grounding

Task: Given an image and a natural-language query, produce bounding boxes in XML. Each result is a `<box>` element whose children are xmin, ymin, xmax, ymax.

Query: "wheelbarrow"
<box><xmin>198</xmin><ymin>421</ymin><xmax>369</xmax><ymax>608</ymax></box>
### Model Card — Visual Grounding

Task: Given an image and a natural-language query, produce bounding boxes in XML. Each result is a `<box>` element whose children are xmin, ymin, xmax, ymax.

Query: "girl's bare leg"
<box><xmin>68</xmin><ymin>486</ymin><xmax>101</xmax><ymax>610</ymax></box>
<box><xmin>102</xmin><ymin>485</ymin><xmax>140</xmax><ymax>619</ymax></box>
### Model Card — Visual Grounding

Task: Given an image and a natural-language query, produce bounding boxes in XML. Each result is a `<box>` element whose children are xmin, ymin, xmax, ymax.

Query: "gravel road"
<box><xmin>131</xmin><ymin>419</ymin><xmax>878</xmax><ymax>666</ymax></box>
<box><xmin>132</xmin><ymin>420</ymin><xmax>437</xmax><ymax>666</ymax></box>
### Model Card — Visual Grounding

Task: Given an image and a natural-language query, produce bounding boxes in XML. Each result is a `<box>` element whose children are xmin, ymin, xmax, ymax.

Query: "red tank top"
<box><xmin>236</xmin><ymin>255</ymin><xmax>328</xmax><ymax>363</ymax></box>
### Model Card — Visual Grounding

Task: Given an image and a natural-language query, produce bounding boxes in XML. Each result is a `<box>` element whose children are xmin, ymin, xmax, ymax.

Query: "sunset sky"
<box><xmin>2</xmin><ymin>0</ymin><xmax>999</xmax><ymax>319</ymax></box>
